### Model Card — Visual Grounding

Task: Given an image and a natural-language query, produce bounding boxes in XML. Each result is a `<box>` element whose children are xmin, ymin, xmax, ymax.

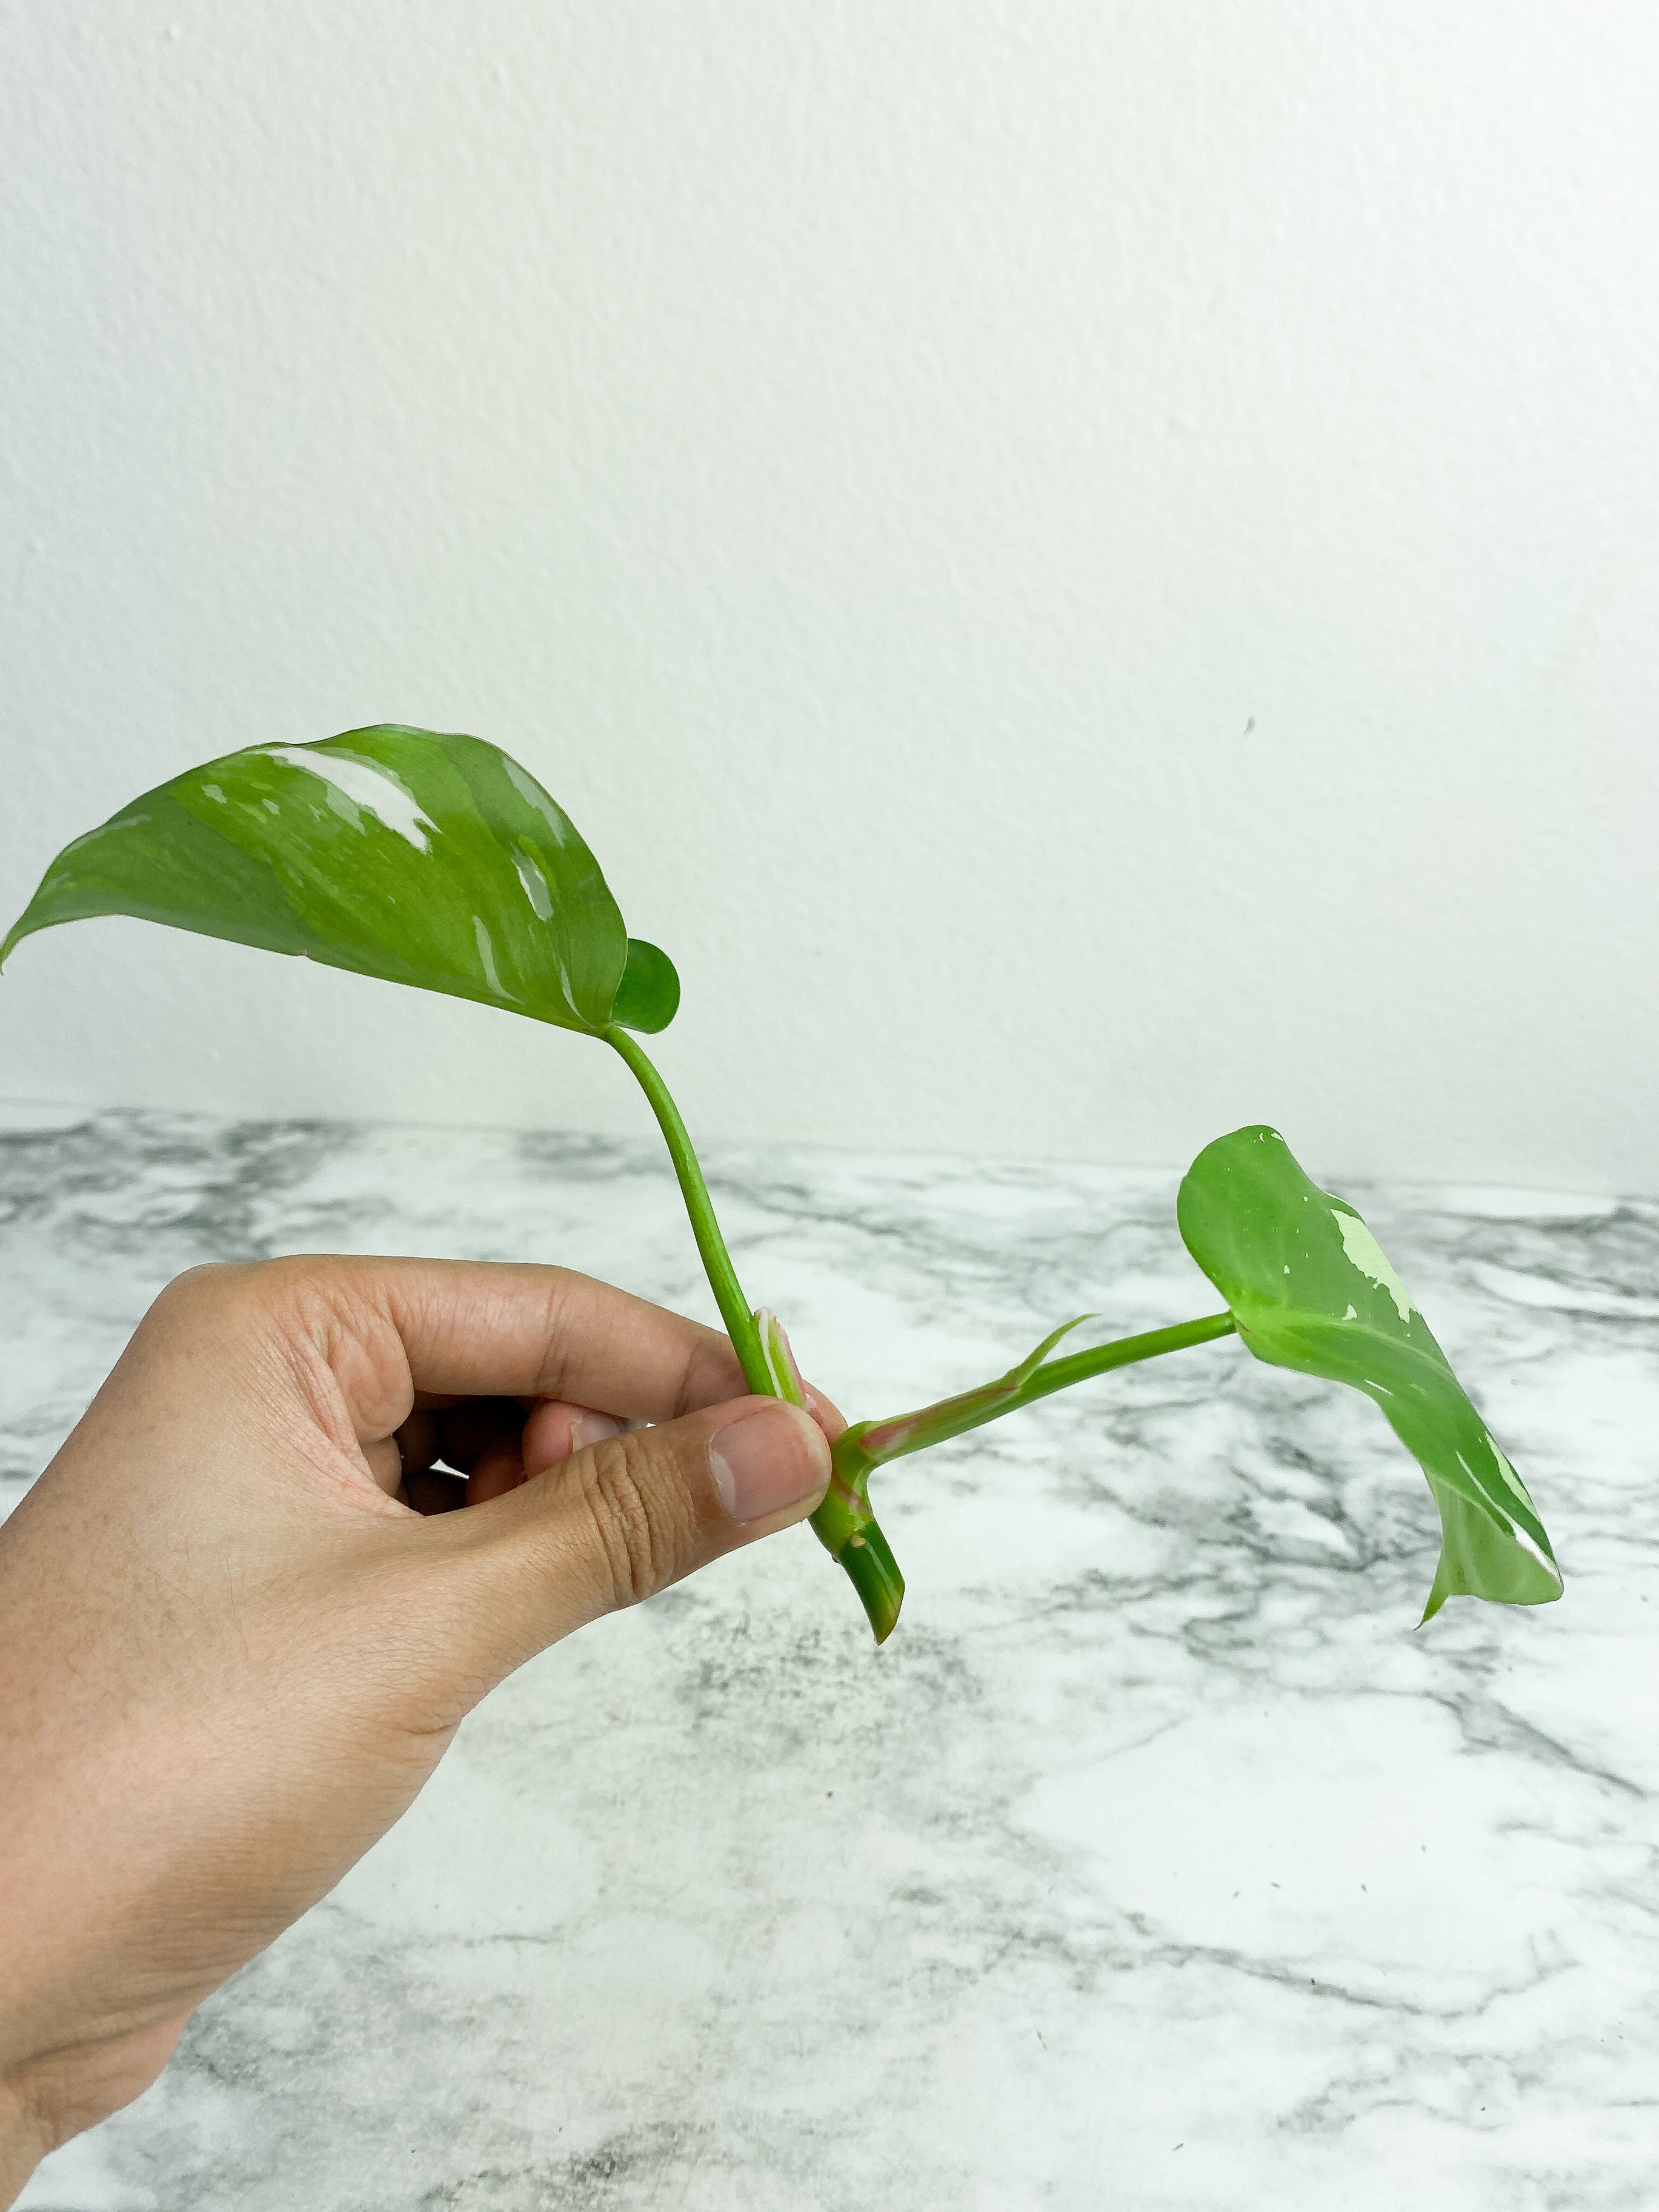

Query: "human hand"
<box><xmin>0</xmin><ymin>1257</ymin><xmax>836</xmax><ymax>2202</ymax></box>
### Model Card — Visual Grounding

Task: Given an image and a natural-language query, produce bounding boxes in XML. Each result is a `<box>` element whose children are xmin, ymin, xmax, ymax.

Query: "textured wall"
<box><xmin>2</xmin><ymin>3</ymin><xmax>1656</xmax><ymax>1188</ymax></box>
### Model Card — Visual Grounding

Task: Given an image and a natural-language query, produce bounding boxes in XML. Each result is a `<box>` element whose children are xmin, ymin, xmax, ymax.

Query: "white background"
<box><xmin>3</xmin><ymin>3</ymin><xmax>1655</xmax><ymax>1191</ymax></box>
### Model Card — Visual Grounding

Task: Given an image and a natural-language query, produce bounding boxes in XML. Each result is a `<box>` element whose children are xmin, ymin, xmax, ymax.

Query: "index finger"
<box><xmin>276</xmin><ymin>1256</ymin><xmax>840</xmax><ymax>1432</ymax></box>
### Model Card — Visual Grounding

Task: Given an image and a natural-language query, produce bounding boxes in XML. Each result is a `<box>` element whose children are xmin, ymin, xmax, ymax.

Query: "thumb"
<box><xmin>433</xmin><ymin>1395</ymin><xmax>833</xmax><ymax>1679</ymax></box>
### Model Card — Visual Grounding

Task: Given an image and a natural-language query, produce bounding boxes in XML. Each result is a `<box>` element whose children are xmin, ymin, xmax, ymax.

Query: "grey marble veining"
<box><xmin>4</xmin><ymin>1103</ymin><xmax>1657</xmax><ymax>2211</ymax></box>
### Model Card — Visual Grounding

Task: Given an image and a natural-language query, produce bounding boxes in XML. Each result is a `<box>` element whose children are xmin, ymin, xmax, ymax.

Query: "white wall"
<box><xmin>3</xmin><ymin>3</ymin><xmax>1657</xmax><ymax>1191</ymax></box>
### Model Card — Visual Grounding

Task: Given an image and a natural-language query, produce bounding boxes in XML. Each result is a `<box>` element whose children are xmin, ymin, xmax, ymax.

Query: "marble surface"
<box><xmin>4</xmin><ymin>1102</ymin><xmax>1657</xmax><ymax>2211</ymax></box>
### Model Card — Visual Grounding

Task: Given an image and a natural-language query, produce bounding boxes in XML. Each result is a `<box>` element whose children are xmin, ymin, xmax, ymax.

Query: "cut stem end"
<box><xmin>834</xmin><ymin>1521</ymin><xmax>905</xmax><ymax>1644</ymax></box>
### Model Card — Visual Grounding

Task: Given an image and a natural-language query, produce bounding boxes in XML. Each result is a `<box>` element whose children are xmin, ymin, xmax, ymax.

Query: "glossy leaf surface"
<box><xmin>1</xmin><ymin>725</ymin><xmax>674</xmax><ymax>1036</ymax></box>
<box><xmin>1179</xmin><ymin>1125</ymin><xmax>1561</xmax><ymax>1619</ymax></box>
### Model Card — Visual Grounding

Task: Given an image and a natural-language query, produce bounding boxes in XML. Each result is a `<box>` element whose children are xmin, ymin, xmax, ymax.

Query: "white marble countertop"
<box><xmin>4</xmin><ymin>1103</ymin><xmax>1656</xmax><ymax>2211</ymax></box>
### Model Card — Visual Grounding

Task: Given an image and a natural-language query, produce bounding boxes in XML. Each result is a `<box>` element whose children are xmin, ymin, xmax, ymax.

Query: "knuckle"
<box><xmin>144</xmin><ymin>1258</ymin><xmax>361</xmax><ymax>1403</ymax></box>
<box><xmin>156</xmin><ymin>1259</ymin><xmax>236</xmax><ymax>1306</ymax></box>
<box><xmin>161</xmin><ymin>1255</ymin><xmax>305</xmax><ymax>1315</ymax></box>
<box><xmin>573</xmin><ymin>1436</ymin><xmax>694</xmax><ymax>1609</ymax></box>
<box><xmin>148</xmin><ymin>1260</ymin><xmax>261</xmax><ymax>1336</ymax></box>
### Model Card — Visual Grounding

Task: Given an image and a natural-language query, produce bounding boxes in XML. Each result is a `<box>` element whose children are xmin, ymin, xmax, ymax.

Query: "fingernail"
<box><xmin>570</xmin><ymin>1412</ymin><xmax>625</xmax><ymax>1450</ymax></box>
<box><xmin>707</xmin><ymin>1403</ymin><xmax>830</xmax><ymax>1524</ymax></box>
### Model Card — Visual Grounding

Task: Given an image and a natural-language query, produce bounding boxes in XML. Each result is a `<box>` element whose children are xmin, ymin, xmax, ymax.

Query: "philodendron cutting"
<box><xmin>1</xmin><ymin>726</ymin><xmax>1563</xmax><ymax>1641</ymax></box>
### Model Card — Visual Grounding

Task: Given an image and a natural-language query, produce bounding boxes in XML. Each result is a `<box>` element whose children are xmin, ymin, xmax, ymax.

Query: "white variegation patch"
<box><xmin>513</xmin><ymin>848</ymin><xmax>553</xmax><ymax>920</ymax></box>
<box><xmin>473</xmin><ymin>916</ymin><xmax>507</xmax><ymax>998</ymax></box>
<box><xmin>502</xmin><ymin>757</ymin><xmax>573</xmax><ymax>846</ymax></box>
<box><xmin>1332</xmin><ymin>1209</ymin><xmax>1414</xmax><ymax>1324</ymax></box>
<box><xmin>265</xmin><ymin>747</ymin><xmax>437</xmax><ymax>852</ymax></box>
<box><xmin>1458</xmin><ymin>1446</ymin><xmax>1561</xmax><ymax>1580</ymax></box>
<box><xmin>1492</xmin><ymin>1441</ymin><xmax>1543</xmax><ymax>1518</ymax></box>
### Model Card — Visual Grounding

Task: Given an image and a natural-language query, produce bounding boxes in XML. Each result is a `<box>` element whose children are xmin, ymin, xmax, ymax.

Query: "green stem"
<box><xmin>606</xmin><ymin>1023</ymin><xmax>907</xmax><ymax>1642</ymax></box>
<box><xmin>830</xmin><ymin>1520</ymin><xmax>906</xmax><ymax>1643</ymax></box>
<box><xmin>605</xmin><ymin>1025</ymin><xmax>770</xmax><ymax>1394</ymax></box>
<box><xmin>819</xmin><ymin>1312</ymin><xmax>1234</xmax><ymax>1644</ymax></box>
<box><xmin>605</xmin><ymin>1025</ymin><xmax>1231</xmax><ymax>1653</ymax></box>
<box><xmin>831</xmin><ymin>1309</ymin><xmax>1236</xmax><ymax>1504</ymax></box>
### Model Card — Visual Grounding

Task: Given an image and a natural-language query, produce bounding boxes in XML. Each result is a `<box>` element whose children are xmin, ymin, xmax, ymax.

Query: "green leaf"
<box><xmin>611</xmin><ymin>937</ymin><xmax>681</xmax><ymax>1034</ymax></box>
<box><xmin>1178</xmin><ymin>1124</ymin><xmax>1561</xmax><ymax>1621</ymax></box>
<box><xmin>1</xmin><ymin>725</ymin><xmax>671</xmax><ymax>1038</ymax></box>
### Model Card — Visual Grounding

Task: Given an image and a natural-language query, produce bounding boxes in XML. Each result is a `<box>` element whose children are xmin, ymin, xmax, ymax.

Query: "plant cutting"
<box><xmin>2</xmin><ymin>725</ymin><xmax>1563</xmax><ymax>1642</ymax></box>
